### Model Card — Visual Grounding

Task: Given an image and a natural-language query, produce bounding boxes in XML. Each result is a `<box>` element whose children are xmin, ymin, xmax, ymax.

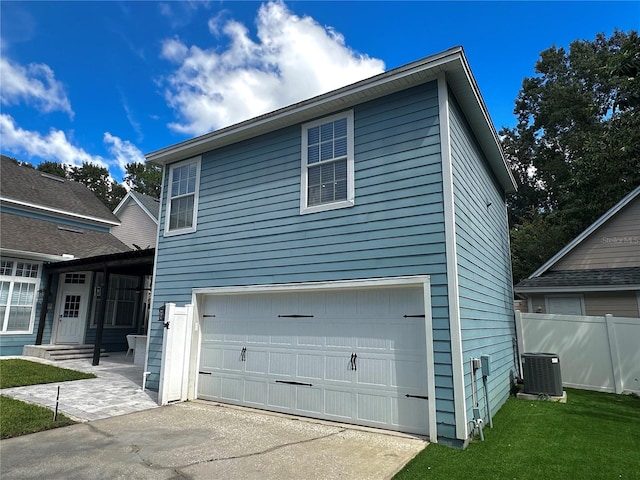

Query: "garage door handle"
<box><xmin>240</xmin><ymin>347</ymin><xmax>246</xmax><ymax>362</ymax></box>
<box><xmin>403</xmin><ymin>315</ymin><xmax>425</xmax><ymax>318</ymax></box>
<box><xmin>405</xmin><ymin>394</ymin><xmax>428</xmax><ymax>400</ymax></box>
<box><xmin>275</xmin><ymin>380</ymin><xmax>313</xmax><ymax>387</ymax></box>
<box><xmin>199</xmin><ymin>371</ymin><xmax>212</xmax><ymax>376</ymax></box>
<box><xmin>350</xmin><ymin>353</ymin><xmax>357</xmax><ymax>371</ymax></box>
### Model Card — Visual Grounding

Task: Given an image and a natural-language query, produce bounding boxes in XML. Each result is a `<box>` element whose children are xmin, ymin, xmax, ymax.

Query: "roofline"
<box><xmin>1</xmin><ymin>197</ymin><xmax>120</xmax><ymax>227</ymax></box>
<box><xmin>0</xmin><ymin>248</ymin><xmax>74</xmax><ymax>262</ymax></box>
<box><xmin>514</xmin><ymin>284</ymin><xmax>640</xmax><ymax>294</ymax></box>
<box><xmin>113</xmin><ymin>191</ymin><xmax>158</xmax><ymax>224</ymax></box>
<box><xmin>146</xmin><ymin>47</ymin><xmax>516</xmax><ymax>194</ymax></box>
<box><xmin>529</xmin><ymin>185</ymin><xmax>640</xmax><ymax>278</ymax></box>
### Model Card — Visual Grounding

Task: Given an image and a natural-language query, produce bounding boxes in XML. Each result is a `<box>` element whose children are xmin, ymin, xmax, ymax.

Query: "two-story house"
<box><xmin>143</xmin><ymin>47</ymin><xmax>517</xmax><ymax>447</ymax></box>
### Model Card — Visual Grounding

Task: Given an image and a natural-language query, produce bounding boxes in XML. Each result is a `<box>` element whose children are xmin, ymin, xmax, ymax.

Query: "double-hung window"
<box><xmin>0</xmin><ymin>259</ymin><xmax>41</xmax><ymax>334</ymax></box>
<box><xmin>301</xmin><ymin>111</ymin><xmax>355</xmax><ymax>214</ymax></box>
<box><xmin>165</xmin><ymin>156</ymin><xmax>201</xmax><ymax>235</ymax></box>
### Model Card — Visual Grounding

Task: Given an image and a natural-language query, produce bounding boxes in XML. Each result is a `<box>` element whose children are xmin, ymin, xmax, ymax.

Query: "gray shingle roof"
<box><xmin>0</xmin><ymin>156</ymin><xmax>120</xmax><ymax>223</ymax></box>
<box><xmin>129</xmin><ymin>191</ymin><xmax>160</xmax><ymax>222</ymax></box>
<box><xmin>0</xmin><ymin>212</ymin><xmax>131</xmax><ymax>259</ymax></box>
<box><xmin>515</xmin><ymin>267</ymin><xmax>640</xmax><ymax>291</ymax></box>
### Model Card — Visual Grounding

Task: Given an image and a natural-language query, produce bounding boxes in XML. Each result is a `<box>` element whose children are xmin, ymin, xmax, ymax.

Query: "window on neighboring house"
<box><xmin>91</xmin><ymin>274</ymin><xmax>139</xmax><ymax>327</ymax></box>
<box><xmin>165</xmin><ymin>156</ymin><xmax>201</xmax><ymax>235</ymax></box>
<box><xmin>300</xmin><ymin>111</ymin><xmax>355</xmax><ymax>214</ymax></box>
<box><xmin>0</xmin><ymin>259</ymin><xmax>41</xmax><ymax>334</ymax></box>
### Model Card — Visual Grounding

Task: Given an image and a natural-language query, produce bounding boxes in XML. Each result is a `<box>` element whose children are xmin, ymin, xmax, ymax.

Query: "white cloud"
<box><xmin>0</xmin><ymin>56</ymin><xmax>74</xmax><ymax>118</ymax></box>
<box><xmin>0</xmin><ymin>114</ymin><xmax>144</xmax><ymax>176</ymax></box>
<box><xmin>161</xmin><ymin>0</ymin><xmax>385</xmax><ymax>135</ymax></box>
<box><xmin>103</xmin><ymin>132</ymin><xmax>146</xmax><ymax>172</ymax></box>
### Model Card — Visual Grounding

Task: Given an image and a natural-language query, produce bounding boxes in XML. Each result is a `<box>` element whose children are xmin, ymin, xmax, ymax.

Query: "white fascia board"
<box><xmin>0</xmin><ymin>248</ymin><xmax>73</xmax><ymax>262</ymax></box>
<box><xmin>192</xmin><ymin>275</ymin><xmax>431</xmax><ymax>296</ymax></box>
<box><xmin>437</xmin><ymin>74</ymin><xmax>468</xmax><ymax>442</ymax></box>
<box><xmin>1</xmin><ymin>197</ymin><xmax>120</xmax><ymax>227</ymax></box>
<box><xmin>515</xmin><ymin>285</ymin><xmax>640</xmax><ymax>294</ymax></box>
<box><xmin>529</xmin><ymin>185</ymin><xmax>640</xmax><ymax>278</ymax></box>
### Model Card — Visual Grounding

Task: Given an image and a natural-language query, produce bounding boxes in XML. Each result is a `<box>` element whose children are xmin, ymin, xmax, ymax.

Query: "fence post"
<box><xmin>604</xmin><ymin>314</ymin><xmax>623</xmax><ymax>394</ymax></box>
<box><xmin>514</xmin><ymin>310</ymin><xmax>525</xmax><ymax>379</ymax></box>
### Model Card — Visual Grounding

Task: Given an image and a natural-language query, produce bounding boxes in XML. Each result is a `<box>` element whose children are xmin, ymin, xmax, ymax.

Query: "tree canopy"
<box><xmin>502</xmin><ymin>29</ymin><xmax>640</xmax><ymax>283</ymax></box>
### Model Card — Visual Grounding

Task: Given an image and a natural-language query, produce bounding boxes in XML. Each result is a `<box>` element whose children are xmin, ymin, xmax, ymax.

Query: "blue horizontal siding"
<box><xmin>448</xmin><ymin>92</ymin><xmax>516</xmax><ymax>428</ymax></box>
<box><xmin>148</xmin><ymin>81</ymin><xmax>456</xmax><ymax>438</ymax></box>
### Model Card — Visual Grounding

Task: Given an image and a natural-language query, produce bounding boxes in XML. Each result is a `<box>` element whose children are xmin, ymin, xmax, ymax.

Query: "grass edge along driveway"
<box><xmin>0</xmin><ymin>358</ymin><xmax>95</xmax><ymax>438</ymax></box>
<box><xmin>394</xmin><ymin>388</ymin><xmax>640</xmax><ymax>480</ymax></box>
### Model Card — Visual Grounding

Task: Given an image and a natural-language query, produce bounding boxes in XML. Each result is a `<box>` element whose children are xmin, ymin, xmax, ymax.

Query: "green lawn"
<box><xmin>395</xmin><ymin>388</ymin><xmax>640</xmax><ymax>479</ymax></box>
<box><xmin>0</xmin><ymin>395</ymin><xmax>75</xmax><ymax>439</ymax></box>
<box><xmin>0</xmin><ymin>358</ymin><xmax>96</xmax><ymax>438</ymax></box>
<box><xmin>0</xmin><ymin>358</ymin><xmax>95</xmax><ymax>388</ymax></box>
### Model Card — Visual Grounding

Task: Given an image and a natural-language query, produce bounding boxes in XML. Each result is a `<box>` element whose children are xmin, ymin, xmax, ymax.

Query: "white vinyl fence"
<box><xmin>515</xmin><ymin>311</ymin><xmax>640</xmax><ymax>394</ymax></box>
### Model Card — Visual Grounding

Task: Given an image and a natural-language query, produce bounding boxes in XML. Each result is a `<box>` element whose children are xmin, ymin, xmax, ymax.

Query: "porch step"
<box><xmin>23</xmin><ymin>344</ymin><xmax>108</xmax><ymax>361</ymax></box>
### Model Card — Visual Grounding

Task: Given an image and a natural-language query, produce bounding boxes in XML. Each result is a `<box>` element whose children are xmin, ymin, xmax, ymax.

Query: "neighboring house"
<box><xmin>144</xmin><ymin>47</ymin><xmax>517</xmax><ymax>447</ymax></box>
<box><xmin>515</xmin><ymin>185</ymin><xmax>640</xmax><ymax>317</ymax></box>
<box><xmin>112</xmin><ymin>190</ymin><xmax>160</xmax><ymax>249</ymax></box>
<box><xmin>0</xmin><ymin>156</ymin><xmax>150</xmax><ymax>356</ymax></box>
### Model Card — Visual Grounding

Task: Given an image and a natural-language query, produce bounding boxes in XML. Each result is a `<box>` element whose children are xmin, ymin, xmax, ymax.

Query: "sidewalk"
<box><xmin>2</xmin><ymin>353</ymin><xmax>159</xmax><ymax>421</ymax></box>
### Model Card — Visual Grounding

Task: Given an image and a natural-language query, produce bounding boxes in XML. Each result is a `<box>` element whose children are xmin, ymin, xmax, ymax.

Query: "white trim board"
<box><xmin>437</xmin><ymin>74</ymin><xmax>468</xmax><ymax>442</ymax></box>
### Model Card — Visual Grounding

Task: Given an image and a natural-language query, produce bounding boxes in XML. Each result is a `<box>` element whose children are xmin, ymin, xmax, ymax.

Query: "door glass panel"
<box><xmin>63</xmin><ymin>295</ymin><xmax>81</xmax><ymax>318</ymax></box>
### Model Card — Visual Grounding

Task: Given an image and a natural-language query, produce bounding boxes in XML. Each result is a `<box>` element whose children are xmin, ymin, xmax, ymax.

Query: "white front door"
<box><xmin>197</xmin><ymin>286</ymin><xmax>430</xmax><ymax>436</ymax></box>
<box><xmin>53</xmin><ymin>272</ymin><xmax>93</xmax><ymax>345</ymax></box>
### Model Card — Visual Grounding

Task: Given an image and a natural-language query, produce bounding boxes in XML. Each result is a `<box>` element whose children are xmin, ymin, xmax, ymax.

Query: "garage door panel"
<box><xmin>298</xmin><ymin>354</ymin><xmax>323</xmax><ymax>379</ymax></box>
<box><xmin>198</xmin><ymin>286</ymin><xmax>429</xmax><ymax>436</ymax></box>
<box><xmin>268</xmin><ymin>383</ymin><xmax>295</xmax><ymax>409</ymax></box>
<box><xmin>268</xmin><ymin>352</ymin><xmax>295</xmax><ymax>376</ymax></box>
<box><xmin>220</xmin><ymin>376</ymin><xmax>243</xmax><ymax>401</ymax></box>
<box><xmin>244</xmin><ymin>380</ymin><xmax>267</xmax><ymax>405</ymax></box>
<box><xmin>325</xmin><ymin>389</ymin><xmax>353</xmax><ymax>419</ymax></box>
<box><xmin>245</xmin><ymin>350</ymin><xmax>268</xmax><ymax>374</ymax></box>
<box><xmin>297</xmin><ymin>387</ymin><xmax>323</xmax><ymax>414</ymax></box>
<box><xmin>357</xmin><ymin>392</ymin><xmax>389</xmax><ymax>424</ymax></box>
<box><xmin>325</xmin><ymin>355</ymin><xmax>353</xmax><ymax>382</ymax></box>
<box><xmin>391</xmin><ymin>359</ymin><xmax>427</xmax><ymax>389</ymax></box>
<box><xmin>393</xmin><ymin>397</ymin><xmax>428</xmax><ymax>432</ymax></box>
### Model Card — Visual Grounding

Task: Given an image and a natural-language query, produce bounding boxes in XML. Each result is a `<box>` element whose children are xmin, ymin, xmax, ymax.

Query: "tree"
<box><xmin>68</xmin><ymin>162</ymin><xmax>126</xmax><ymax>211</ymax></box>
<box><xmin>123</xmin><ymin>162</ymin><xmax>162</xmax><ymax>198</ymax></box>
<box><xmin>502</xmin><ymin>30</ymin><xmax>640</xmax><ymax>283</ymax></box>
<box><xmin>36</xmin><ymin>161</ymin><xmax>67</xmax><ymax>178</ymax></box>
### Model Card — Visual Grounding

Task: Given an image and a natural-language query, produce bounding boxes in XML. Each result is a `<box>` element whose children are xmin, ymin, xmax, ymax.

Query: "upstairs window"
<box><xmin>0</xmin><ymin>259</ymin><xmax>41</xmax><ymax>334</ymax></box>
<box><xmin>165</xmin><ymin>157</ymin><xmax>201</xmax><ymax>235</ymax></box>
<box><xmin>300</xmin><ymin>111</ymin><xmax>354</xmax><ymax>214</ymax></box>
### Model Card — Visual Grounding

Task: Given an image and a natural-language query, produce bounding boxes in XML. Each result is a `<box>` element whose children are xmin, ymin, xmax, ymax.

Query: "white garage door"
<box><xmin>197</xmin><ymin>286</ymin><xmax>429</xmax><ymax>436</ymax></box>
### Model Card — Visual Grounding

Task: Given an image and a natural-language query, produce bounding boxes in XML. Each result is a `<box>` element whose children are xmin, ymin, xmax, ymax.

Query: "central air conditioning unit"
<box><xmin>521</xmin><ymin>353</ymin><xmax>563</xmax><ymax>396</ymax></box>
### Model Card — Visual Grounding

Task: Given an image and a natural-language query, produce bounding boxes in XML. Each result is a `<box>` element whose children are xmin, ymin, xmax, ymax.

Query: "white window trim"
<box><xmin>300</xmin><ymin>110</ymin><xmax>355</xmax><ymax>215</ymax></box>
<box><xmin>0</xmin><ymin>258</ymin><xmax>41</xmax><ymax>335</ymax></box>
<box><xmin>164</xmin><ymin>156</ymin><xmax>201</xmax><ymax>236</ymax></box>
<box><xmin>544</xmin><ymin>294</ymin><xmax>586</xmax><ymax>315</ymax></box>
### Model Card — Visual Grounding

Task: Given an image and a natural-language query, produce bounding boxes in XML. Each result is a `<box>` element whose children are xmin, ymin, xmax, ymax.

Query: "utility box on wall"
<box><xmin>522</xmin><ymin>353</ymin><xmax>563</xmax><ymax>396</ymax></box>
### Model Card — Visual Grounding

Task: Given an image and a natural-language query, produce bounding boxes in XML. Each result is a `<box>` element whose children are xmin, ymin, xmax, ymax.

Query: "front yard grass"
<box><xmin>0</xmin><ymin>395</ymin><xmax>75</xmax><ymax>439</ymax></box>
<box><xmin>0</xmin><ymin>358</ymin><xmax>95</xmax><ymax>388</ymax></box>
<box><xmin>0</xmin><ymin>358</ymin><xmax>95</xmax><ymax>438</ymax></box>
<box><xmin>395</xmin><ymin>388</ymin><xmax>640</xmax><ymax>479</ymax></box>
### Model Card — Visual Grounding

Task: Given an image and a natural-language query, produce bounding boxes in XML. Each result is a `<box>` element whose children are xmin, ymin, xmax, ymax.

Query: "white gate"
<box><xmin>158</xmin><ymin>303</ymin><xmax>194</xmax><ymax>405</ymax></box>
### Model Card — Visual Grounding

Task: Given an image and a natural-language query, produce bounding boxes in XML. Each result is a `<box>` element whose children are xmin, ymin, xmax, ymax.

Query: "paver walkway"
<box><xmin>2</xmin><ymin>353</ymin><xmax>158</xmax><ymax>421</ymax></box>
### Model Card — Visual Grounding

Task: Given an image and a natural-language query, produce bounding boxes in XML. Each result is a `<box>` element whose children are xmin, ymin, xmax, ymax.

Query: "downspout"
<box><xmin>35</xmin><ymin>274</ymin><xmax>53</xmax><ymax>345</ymax></box>
<box><xmin>92</xmin><ymin>267</ymin><xmax>110</xmax><ymax>366</ymax></box>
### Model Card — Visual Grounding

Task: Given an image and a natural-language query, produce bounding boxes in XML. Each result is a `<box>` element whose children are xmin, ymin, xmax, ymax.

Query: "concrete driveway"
<box><xmin>1</xmin><ymin>400</ymin><xmax>426</xmax><ymax>480</ymax></box>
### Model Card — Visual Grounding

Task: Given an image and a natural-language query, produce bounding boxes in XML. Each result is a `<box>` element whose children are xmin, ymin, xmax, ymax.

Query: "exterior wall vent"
<box><xmin>521</xmin><ymin>353</ymin><xmax>563</xmax><ymax>396</ymax></box>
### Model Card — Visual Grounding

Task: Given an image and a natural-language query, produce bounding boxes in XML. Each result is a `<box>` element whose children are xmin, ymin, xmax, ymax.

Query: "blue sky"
<box><xmin>1</xmin><ymin>1</ymin><xmax>637</xmax><ymax>182</ymax></box>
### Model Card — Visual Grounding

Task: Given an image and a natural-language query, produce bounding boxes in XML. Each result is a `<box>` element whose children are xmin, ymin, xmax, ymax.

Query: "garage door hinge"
<box><xmin>403</xmin><ymin>315</ymin><xmax>425</xmax><ymax>318</ymax></box>
<box><xmin>203</xmin><ymin>314</ymin><xmax>216</xmax><ymax>318</ymax></box>
<box><xmin>405</xmin><ymin>394</ymin><xmax>428</xmax><ymax>400</ymax></box>
<box><xmin>275</xmin><ymin>380</ymin><xmax>313</xmax><ymax>387</ymax></box>
<box><xmin>277</xmin><ymin>314</ymin><xmax>314</xmax><ymax>318</ymax></box>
